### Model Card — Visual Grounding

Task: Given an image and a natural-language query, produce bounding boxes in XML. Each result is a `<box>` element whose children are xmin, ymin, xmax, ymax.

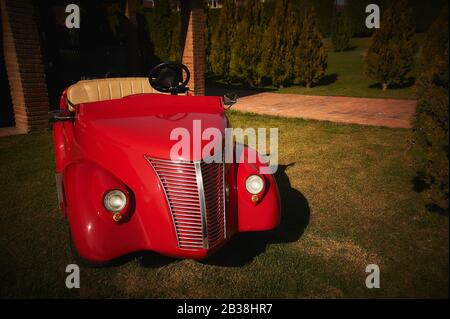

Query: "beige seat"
<box><xmin>66</xmin><ymin>77</ymin><xmax>164</xmax><ymax>111</ymax></box>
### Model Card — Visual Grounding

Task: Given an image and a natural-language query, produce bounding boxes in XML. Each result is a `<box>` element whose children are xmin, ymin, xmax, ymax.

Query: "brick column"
<box><xmin>181</xmin><ymin>2</ymin><xmax>205</xmax><ymax>96</ymax></box>
<box><xmin>1</xmin><ymin>0</ymin><xmax>49</xmax><ymax>132</ymax></box>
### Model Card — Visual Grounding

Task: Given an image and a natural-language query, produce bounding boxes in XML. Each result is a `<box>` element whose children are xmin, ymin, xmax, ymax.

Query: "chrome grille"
<box><xmin>201</xmin><ymin>161</ymin><xmax>226</xmax><ymax>248</ymax></box>
<box><xmin>146</xmin><ymin>156</ymin><xmax>226</xmax><ymax>250</ymax></box>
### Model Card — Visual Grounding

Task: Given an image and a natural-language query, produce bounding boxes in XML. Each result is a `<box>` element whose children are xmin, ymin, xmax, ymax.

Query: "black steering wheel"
<box><xmin>148</xmin><ymin>62</ymin><xmax>190</xmax><ymax>95</ymax></box>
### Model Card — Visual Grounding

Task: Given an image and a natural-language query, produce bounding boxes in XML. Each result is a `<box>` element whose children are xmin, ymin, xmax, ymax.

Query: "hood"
<box><xmin>75</xmin><ymin>94</ymin><xmax>227</xmax><ymax>161</ymax></box>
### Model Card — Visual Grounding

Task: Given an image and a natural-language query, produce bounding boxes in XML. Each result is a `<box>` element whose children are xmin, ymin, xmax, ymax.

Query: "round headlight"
<box><xmin>245</xmin><ymin>175</ymin><xmax>264</xmax><ymax>195</ymax></box>
<box><xmin>103</xmin><ymin>190</ymin><xmax>127</xmax><ymax>212</ymax></box>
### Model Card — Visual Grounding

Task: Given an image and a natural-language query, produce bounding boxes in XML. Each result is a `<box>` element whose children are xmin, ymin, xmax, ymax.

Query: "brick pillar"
<box><xmin>181</xmin><ymin>1</ymin><xmax>205</xmax><ymax>96</ymax></box>
<box><xmin>1</xmin><ymin>0</ymin><xmax>49</xmax><ymax>132</ymax></box>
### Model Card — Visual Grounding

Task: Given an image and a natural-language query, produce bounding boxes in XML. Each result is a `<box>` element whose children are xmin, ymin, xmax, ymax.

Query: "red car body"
<box><xmin>52</xmin><ymin>80</ymin><xmax>280</xmax><ymax>263</ymax></box>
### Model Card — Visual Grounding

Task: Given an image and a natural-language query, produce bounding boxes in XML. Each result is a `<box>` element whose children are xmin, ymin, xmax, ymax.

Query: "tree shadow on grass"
<box><xmin>317</xmin><ymin>73</ymin><xmax>338</xmax><ymax>86</ymax></box>
<box><xmin>343</xmin><ymin>45</ymin><xmax>357</xmax><ymax>52</ymax></box>
<box><xmin>411</xmin><ymin>171</ymin><xmax>428</xmax><ymax>193</ymax></box>
<box><xmin>88</xmin><ymin>250</ymin><xmax>179</xmax><ymax>269</ymax></box>
<box><xmin>293</xmin><ymin>74</ymin><xmax>337</xmax><ymax>88</ymax></box>
<box><xmin>201</xmin><ymin>163</ymin><xmax>310</xmax><ymax>267</ymax></box>
<box><xmin>205</xmin><ymin>76</ymin><xmax>278</xmax><ymax>98</ymax></box>
<box><xmin>411</xmin><ymin>171</ymin><xmax>449</xmax><ymax>215</ymax></box>
<box><xmin>369</xmin><ymin>77</ymin><xmax>416</xmax><ymax>90</ymax></box>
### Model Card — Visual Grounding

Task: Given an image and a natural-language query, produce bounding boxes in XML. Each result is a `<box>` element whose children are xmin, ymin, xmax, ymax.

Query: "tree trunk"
<box><xmin>247</xmin><ymin>77</ymin><xmax>256</xmax><ymax>88</ymax></box>
<box><xmin>382</xmin><ymin>82</ymin><xmax>388</xmax><ymax>91</ymax></box>
<box><xmin>306</xmin><ymin>82</ymin><xmax>311</xmax><ymax>89</ymax></box>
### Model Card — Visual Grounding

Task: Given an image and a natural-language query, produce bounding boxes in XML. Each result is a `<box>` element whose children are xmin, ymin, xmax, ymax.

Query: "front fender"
<box><xmin>235</xmin><ymin>146</ymin><xmax>281</xmax><ymax>232</ymax></box>
<box><xmin>63</xmin><ymin>160</ymin><xmax>148</xmax><ymax>262</ymax></box>
<box><xmin>52</xmin><ymin>121</ymin><xmax>73</xmax><ymax>173</ymax></box>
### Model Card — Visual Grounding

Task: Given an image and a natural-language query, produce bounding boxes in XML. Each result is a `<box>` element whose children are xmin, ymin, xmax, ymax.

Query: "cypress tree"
<box><xmin>365</xmin><ymin>0</ymin><xmax>417</xmax><ymax>91</ymax></box>
<box><xmin>262</xmin><ymin>0</ymin><xmax>275</xmax><ymax>25</ymax></box>
<box><xmin>230</xmin><ymin>0</ymin><xmax>264</xmax><ymax>87</ymax></box>
<box><xmin>413</xmin><ymin>6</ymin><xmax>449</xmax><ymax>211</ymax></box>
<box><xmin>331</xmin><ymin>11</ymin><xmax>352</xmax><ymax>52</ymax></box>
<box><xmin>209</xmin><ymin>0</ymin><xmax>237</xmax><ymax>81</ymax></box>
<box><xmin>294</xmin><ymin>5</ymin><xmax>328</xmax><ymax>88</ymax></box>
<box><xmin>205</xmin><ymin>8</ymin><xmax>221</xmax><ymax>74</ymax></box>
<box><xmin>144</xmin><ymin>0</ymin><xmax>173</xmax><ymax>62</ymax></box>
<box><xmin>312</xmin><ymin>0</ymin><xmax>335</xmax><ymax>36</ymax></box>
<box><xmin>168</xmin><ymin>10</ymin><xmax>181</xmax><ymax>62</ymax></box>
<box><xmin>261</xmin><ymin>0</ymin><xmax>301</xmax><ymax>87</ymax></box>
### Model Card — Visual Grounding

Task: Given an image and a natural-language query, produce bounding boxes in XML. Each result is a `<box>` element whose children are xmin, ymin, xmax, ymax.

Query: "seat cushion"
<box><xmin>66</xmin><ymin>77</ymin><xmax>160</xmax><ymax>111</ymax></box>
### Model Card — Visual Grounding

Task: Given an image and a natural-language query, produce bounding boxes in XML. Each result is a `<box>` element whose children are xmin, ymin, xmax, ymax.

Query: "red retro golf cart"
<box><xmin>51</xmin><ymin>62</ymin><xmax>280</xmax><ymax>264</ymax></box>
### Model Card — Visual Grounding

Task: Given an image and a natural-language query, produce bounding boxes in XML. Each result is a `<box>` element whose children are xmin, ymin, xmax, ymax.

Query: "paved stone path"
<box><xmin>233</xmin><ymin>93</ymin><xmax>417</xmax><ymax>128</ymax></box>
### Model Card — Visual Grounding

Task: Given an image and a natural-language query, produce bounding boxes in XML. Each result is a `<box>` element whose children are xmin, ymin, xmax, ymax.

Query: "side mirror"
<box><xmin>49</xmin><ymin>109</ymin><xmax>75</xmax><ymax>123</ymax></box>
<box><xmin>223</xmin><ymin>93</ymin><xmax>237</xmax><ymax>107</ymax></box>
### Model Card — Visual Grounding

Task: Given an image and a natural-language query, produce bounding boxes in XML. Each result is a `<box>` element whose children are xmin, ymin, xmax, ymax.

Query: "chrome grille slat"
<box><xmin>174</xmin><ymin>218</ymin><xmax>202</xmax><ymax>223</ymax></box>
<box><xmin>177</xmin><ymin>229</ymin><xmax>203</xmax><ymax>234</ymax></box>
<box><xmin>174</xmin><ymin>218</ymin><xmax>202</xmax><ymax>224</ymax></box>
<box><xmin>168</xmin><ymin>197</ymin><xmax>202</xmax><ymax>203</ymax></box>
<box><xmin>182</xmin><ymin>246</ymin><xmax>204</xmax><ymax>249</ymax></box>
<box><xmin>152</xmin><ymin>161</ymin><xmax>193</xmax><ymax>165</ymax></box>
<box><xmin>173</xmin><ymin>211</ymin><xmax>203</xmax><ymax>217</ymax></box>
<box><xmin>178</xmin><ymin>233</ymin><xmax>203</xmax><ymax>238</ymax></box>
<box><xmin>166</xmin><ymin>191</ymin><xmax>199</xmax><ymax>196</ymax></box>
<box><xmin>178</xmin><ymin>235</ymin><xmax>203</xmax><ymax>240</ymax></box>
<box><xmin>178</xmin><ymin>240</ymin><xmax>203</xmax><ymax>245</ymax></box>
<box><xmin>161</xmin><ymin>183</ymin><xmax>200</xmax><ymax>190</ymax></box>
<box><xmin>154</xmin><ymin>166</ymin><xmax>196</xmax><ymax>171</ymax></box>
<box><xmin>167</xmin><ymin>194</ymin><xmax>201</xmax><ymax>200</ymax></box>
<box><xmin>170</xmin><ymin>207</ymin><xmax>201</xmax><ymax>213</ymax></box>
<box><xmin>170</xmin><ymin>201</ymin><xmax>201</xmax><ymax>207</ymax></box>
<box><xmin>177</xmin><ymin>230</ymin><xmax>203</xmax><ymax>235</ymax></box>
<box><xmin>161</xmin><ymin>181</ymin><xmax>198</xmax><ymax>188</ymax></box>
<box><xmin>146</xmin><ymin>155</ymin><xmax>226</xmax><ymax>250</ymax></box>
<box><xmin>175</xmin><ymin>222</ymin><xmax>202</xmax><ymax>227</ymax></box>
<box><xmin>173</xmin><ymin>213</ymin><xmax>202</xmax><ymax>219</ymax></box>
<box><xmin>161</xmin><ymin>178</ymin><xmax>197</xmax><ymax>184</ymax></box>
<box><xmin>160</xmin><ymin>174</ymin><xmax>197</xmax><ymax>180</ymax></box>
<box><xmin>177</xmin><ymin>228</ymin><xmax>203</xmax><ymax>234</ymax></box>
<box><xmin>176</xmin><ymin>224</ymin><xmax>203</xmax><ymax>230</ymax></box>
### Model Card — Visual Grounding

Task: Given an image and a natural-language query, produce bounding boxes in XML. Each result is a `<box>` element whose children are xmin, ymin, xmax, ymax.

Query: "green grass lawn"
<box><xmin>0</xmin><ymin>111</ymin><xmax>448</xmax><ymax>298</ymax></box>
<box><xmin>208</xmin><ymin>36</ymin><xmax>425</xmax><ymax>100</ymax></box>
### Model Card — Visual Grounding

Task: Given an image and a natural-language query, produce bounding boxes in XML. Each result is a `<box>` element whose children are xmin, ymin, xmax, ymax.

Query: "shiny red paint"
<box><xmin>53</xmin><ymin>91</ymin><xmax>281</xmax><ymax>263</ymax></box>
